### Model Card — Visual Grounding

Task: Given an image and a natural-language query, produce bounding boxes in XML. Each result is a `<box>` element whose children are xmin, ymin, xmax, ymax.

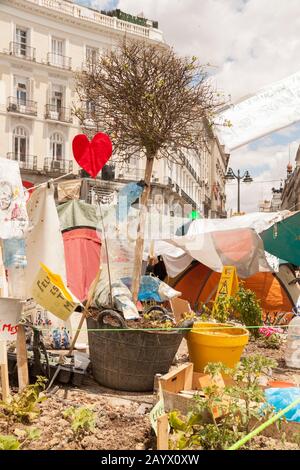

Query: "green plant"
<box><xmin>63</xmin><ymin>407</ymin><xmax>95</xmax><ymax>437</ymax></box>
<box><xmin>211</xmin><ymin>295</ymin><xmax>232</xmax><ymax>323</ymax></box>
<box><xmin>0</xmin><ymin>376</ymin><xmax>47</xmax><ymax>425</ymax></box>
<box><xmin>0</xmin><ymin>435</ymin><xmax>20</xmax><ymax>450</ymax></box>
<box><xmin>168</xmin><ymin>354</ymin><xmax>277</xmax><ymax>450</ymax></box>
<box><xmin>231</xmin><ymin>285</ymin><xmax>263</xmax><ymax>337</ymax></box>
<box><xmin>0</xmin><ymin>427</ymin><xmax>41</xmax><ymax>451</ymax></box>
<box><xmin>257</xmin><ymin>333</ymin><xmax>282</xmax><ymax>349</ymax></box>
<box><xmin>209</xmin><ymin>284</ymin><xmax>263</xmax><ymax>336</ymax></box>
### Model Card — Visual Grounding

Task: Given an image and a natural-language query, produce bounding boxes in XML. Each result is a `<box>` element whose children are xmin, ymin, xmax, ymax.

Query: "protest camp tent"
<box><xmin>57</xmin><ymin>200</ymin><xmax>101</xmax><ymax>302</ymax></box>
<box><xmin>169</xmin><ymin>261</ymin><xmax>299</xmax><ymax>314</ymax></box>
<box><xmin>260</xmin><ymin>211</ymin><xmax>300</xmax><ymax>265</ymax></box>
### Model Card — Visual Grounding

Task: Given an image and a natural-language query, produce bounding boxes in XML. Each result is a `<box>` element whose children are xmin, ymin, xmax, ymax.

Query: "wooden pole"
<box><xmin>132</xmin><ymin>155</ymin><xmax>155</xmax><ymax>304</ymax></box>
<box><xmin>16</xmin><ymin>324</ymin><xmax>29</xmax><ymax>390</ymax></box>
<box><xmin>68</xmin><ymin>269</ymin><xmax>101</xmax><ymax>356</ymax></box>
<box><xmin>0</xmin><ymin>341</ymin><xmax>10</xmax><ymax>401</ymax></box>
<box><xmin>157</xmin><ymin>414</ymin><xmax>169</xmax><ymax>450</ymax></box>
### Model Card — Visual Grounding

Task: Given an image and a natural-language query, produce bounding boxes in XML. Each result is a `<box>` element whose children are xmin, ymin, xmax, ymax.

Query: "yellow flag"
<box><xmin>31</xmin><ymin>263</ymin><xmax>80</xmax><ymax>321</ymax></box>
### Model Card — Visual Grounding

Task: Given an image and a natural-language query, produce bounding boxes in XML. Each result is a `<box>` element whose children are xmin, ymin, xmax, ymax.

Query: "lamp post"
<box><xmin>225</xmin><ymin>168</ymin><xmax>253</xmax><ymax>213</ymax></box>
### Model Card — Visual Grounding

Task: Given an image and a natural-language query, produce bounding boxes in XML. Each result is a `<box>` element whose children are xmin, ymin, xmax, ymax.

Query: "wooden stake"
<box><xmin>68</xmin><ymin>269</ymin><xmax>101</xmax><ymax>356</ymax></box>
<box><xmin>132</xmin><ymin>155</ymin><xmax>155</xmax><ymax>304</ymax></box>
<box><xmin>0</xmin><ymin>341</ymin><xmax>10</xmax><ymax>401</ymax></box>
<box><xmin>16</xmin><ymin>324</ymin><xmax>29</xmax><ymax>390</ymax></box>
<box><xmin>157</xmin><ymin>414</ymin><xmax>169</xmax><ymax>450</ymax></box>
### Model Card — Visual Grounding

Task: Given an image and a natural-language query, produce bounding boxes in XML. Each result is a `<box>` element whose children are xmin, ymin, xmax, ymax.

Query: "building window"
<box><xmin>51</xmin><ymin>37</ymin><xmax>64</xmax><ymax>66</ymax></box>
<box><xmin>15</xmin><ymin>27</ymin><xmax>27</xmax><ymax>56</ymax></box>
<box><xmin>86</xmin><ymin>46</ymin><xmax>98</xmax><ymax>67</ymax></box>
<box><xmin>14</xmin><ymin>76</ymin><xmax>28</xmax><ymax>105</ymax></box>
<box><xmin>50</xmin><ymin>133</ymin><xmax>64</xmax><ymax>161</ymax></box>
<box><xmin>51</xmin><ymin>84</ymin><xmax>63</xmax><ymax>111</ymax></box>
<box><xmin>13</xmin><ymin>126</ymin><xmax>28</xmax><ymax>162</ymax></box>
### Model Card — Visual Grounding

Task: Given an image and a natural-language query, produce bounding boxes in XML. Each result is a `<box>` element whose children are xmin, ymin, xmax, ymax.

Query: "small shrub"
<box><xmin>169</xmin><ymin>354</ymin><xmax>277</xmax><ymax>450</ymax></box>
<box><xmin>63</xmin><ymin>407</ymin><xmax>95</xmax><ymax>438</ymax></box>
<box><xmin>0</xmin><ymin>376</ymin><xmax>47</xmax><ymax>424</ymax></box>
<box><xmin>0</xmin><ymin>435</ymin><xmax>20</xmax><ymax>450</ymax></box>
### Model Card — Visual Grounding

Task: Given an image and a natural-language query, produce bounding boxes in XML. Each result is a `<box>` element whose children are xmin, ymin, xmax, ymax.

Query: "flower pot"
<box><xmin>186</xmin><ymin>322</ymin><xmax>249</xmax><ymax>372</ymax></box>
<box><xmin>87</xmin><ymin>310</ymin><xmax>183</xmax><ymax>392</ymax></box>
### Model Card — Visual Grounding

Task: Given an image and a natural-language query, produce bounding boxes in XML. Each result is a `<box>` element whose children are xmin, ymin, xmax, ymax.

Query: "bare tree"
<box><xmin>75</xmin><ymin>39</ymin><xmax>225</xmax><ymax>304</ymax></box>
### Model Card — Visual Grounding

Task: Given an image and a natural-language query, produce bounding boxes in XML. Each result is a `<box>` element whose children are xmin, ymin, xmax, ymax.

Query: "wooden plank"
<box><xmin>0</xmin><ymin>341</ymin><xmax>10</xmax><ymax>401</ymax></box>
<box><xmin>159</xmin><ymin>363</ymin><xmax>193</xmax><ymax>393</ymax></box>
<box><xmin>170</xmin><ymin>298</ymin><xmax>192</xmax><ymax>323</ymax></box>
<box><xmin>16</xmin><ymin>324</ymin><xmax>29</xmax><ymax>390</ymax></box>
<box><xmin>157</xmin><ymin>414</ymin><xmax>169</xmax><ymax>450</ymax></box>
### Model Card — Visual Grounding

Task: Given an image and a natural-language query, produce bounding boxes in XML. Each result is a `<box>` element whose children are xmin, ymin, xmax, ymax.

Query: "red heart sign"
<box><xmin>72</xmin><ymin>132</ymin><xmax>113</xmax><ymax>178</ymax></box>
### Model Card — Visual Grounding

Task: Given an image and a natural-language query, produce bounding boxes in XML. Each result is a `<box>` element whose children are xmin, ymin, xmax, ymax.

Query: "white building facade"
<box><xmin>0</xmin><ymin>0</ymin><xmax>228</xmax><ymax>217</ymax></box>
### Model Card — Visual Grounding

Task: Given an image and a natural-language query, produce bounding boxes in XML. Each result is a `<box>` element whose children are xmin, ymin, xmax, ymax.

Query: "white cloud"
<box><xmin>113</xmin><ymin>0</ymin><xmax>300</xmax><ymax>102</ymax></box>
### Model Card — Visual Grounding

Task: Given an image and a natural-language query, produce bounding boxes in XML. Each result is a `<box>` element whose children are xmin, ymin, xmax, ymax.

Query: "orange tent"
<box><xmin>170</xmin><ymin>262</ymin><xmax>298</xmax><ymax>314</ymax></box>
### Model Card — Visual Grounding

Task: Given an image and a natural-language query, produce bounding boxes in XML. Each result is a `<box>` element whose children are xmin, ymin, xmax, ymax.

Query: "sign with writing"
<box><xmin>31</xmin><ymin>263</ymin><xmax>80</xmax><ymax>321</ymax></box>
<box><xmin>213</xmin><ymin>266</ymin><xmax>239</xmax><ymax>317</ymax></box>
<box><xmin>0</xmin><ymin>298</ymin><xmax>23</xmax><ymax>341</ymax></box>
<box><xmin>149</xmin><ymin>399</ymin><xmax>165</xmax><ymax>436</ymax></box>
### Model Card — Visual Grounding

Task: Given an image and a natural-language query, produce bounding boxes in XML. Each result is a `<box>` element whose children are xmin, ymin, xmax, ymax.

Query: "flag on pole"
<box><xmin>31</xmin><ymin>263</ymin><xmax>80</xmax><ymax>321</ymax></box>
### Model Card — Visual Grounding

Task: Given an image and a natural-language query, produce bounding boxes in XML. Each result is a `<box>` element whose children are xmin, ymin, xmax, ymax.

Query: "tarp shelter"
<box><xmin>170</xmin><ymin>261</ymin><xmax>299</xmax><ymax>313</ymax></box>
<box><xmin>57</xmin><ymin>200</ymin><xmax>101</xmax><ymax>302</ymax></box>
<box><xmin>261</xmin><ymin>211</ymin><xmax>300</xmax><ymax>266</ymax></box>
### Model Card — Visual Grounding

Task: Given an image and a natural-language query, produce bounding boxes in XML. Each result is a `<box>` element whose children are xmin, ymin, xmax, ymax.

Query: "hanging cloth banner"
<box><xmin>31</xmin><ymin>263</ymin><xmax>80</xmax><ymax>321</ymax></box>
<box><xmin>0</xmin><ymin>158</ymin><xmax>28</xmax><ymax>238</ymax></box>
<box><xmin>25</xmin><ymin>184</ymin><xmax>67</xmax><ymax>296</ymax></box>
<box><xmin>216</xmin><ymin>70</ymin><xmax>300</xmax><ymax>150</ymax></box>
<box><xmin>0</xmin><ymin>298</ymin><xmax>23</xmax><ymax>340</ymax></box>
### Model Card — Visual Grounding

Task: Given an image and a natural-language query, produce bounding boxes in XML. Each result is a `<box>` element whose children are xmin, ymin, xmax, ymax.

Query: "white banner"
<box><xmin>0</xmin><ymin>158</ymin><xmax>28</xmax><ymax>238</ymax></box>
<box><xmin>0</xmin><ymin>298</ymin><xmax>23</xmax><ymax>341</ymax></box>
<box><xmin>216</xmin><ymin>70</ymin><xmax>300</xmax><ymax>150</ymax></box>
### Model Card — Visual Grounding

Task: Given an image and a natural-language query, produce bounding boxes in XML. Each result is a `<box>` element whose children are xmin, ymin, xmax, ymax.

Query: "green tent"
<box><xmin>261</xmin><ymin>211</ymin><xmax>300</xmax><ymax>266</ymax></box>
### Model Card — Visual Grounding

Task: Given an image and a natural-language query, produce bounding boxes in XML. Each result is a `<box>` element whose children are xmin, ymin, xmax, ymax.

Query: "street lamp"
<box><xmin>225</xmin><ymin>168</ymin><xmax>253</xmax><ymax>213</ymax></box>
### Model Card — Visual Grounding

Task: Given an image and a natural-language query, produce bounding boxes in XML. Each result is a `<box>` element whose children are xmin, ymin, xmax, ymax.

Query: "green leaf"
<box><xmin>0</xmin><ymin>435</ymin><xmax>20</xmax><ymax>450</ymax></box>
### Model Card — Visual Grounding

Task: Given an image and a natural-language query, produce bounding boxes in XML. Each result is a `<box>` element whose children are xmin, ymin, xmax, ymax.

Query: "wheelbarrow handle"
<box><xmin>97</xmin><ymin>309</ymin><xmax>127</xmax><ymax>329</ymax></box>
<box><xmin>143</xmin><ymin>305</ymin><xmax>175</xmax><ymax>323</ymax></box>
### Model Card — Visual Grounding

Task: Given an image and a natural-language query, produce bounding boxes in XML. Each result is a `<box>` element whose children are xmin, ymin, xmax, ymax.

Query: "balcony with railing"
<box><xmin>47</xmin><ymin>52</ymin><xmax>71</xmax><ymax>70</ymax></box>
<box><xmin>82</xmin><ymin>59</ymin><xmax>98</xmax><ymax>72</ymax></box>
<box><xmin>7</xmin><ymin>153</ymin><xmax>37</xmax><ymax>171</ymax></box>
<box><xmin>9</xmin><ymin>42</ymin><xmax>36</xmax><ymax>61</ymax></box>
<box><xmin>116</xmin><ymin>167</ymin><xmax>145</xmax><ymax>181</ymax></box>
<box><xmin>7</xmin><ymin>97</ymin><xmax>37</xmax><ymax>116</ymax></box>
<box><xmin>44</xmin><ymin>158</ymin><xmax>73</xmax><ymax>173</ymax></box>
<box><xmin>45</xmin><ymin>104</ymin><xmax>72</xmax><ymax>123</ymax></box>
<box><xmin>23</xmin><ymin>0</ymin><xmax>163</xmax><ymax>42</ymax></box>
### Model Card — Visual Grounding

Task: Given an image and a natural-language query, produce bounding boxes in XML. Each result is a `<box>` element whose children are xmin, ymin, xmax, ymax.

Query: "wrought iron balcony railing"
<box><xmin>44</xmin><ymin>158</ymin><xmax>73</xmax><ymax>174</ymax></box>
<box><xmin>9</xmin><ymin>42</ymin><xmax>36</xmax><ymax>61</ymax></box>
<box><xmin>7</xmin><ymin>97</ymin><xmax>37</xmax><ymax>116</ymax></box>
<box><xmin>7</xmin><ymin>153</ymin><xmax>37</xmax><ymax>171</ymax></box>
<box><xmin>47</xmin><ymin>52</ymin><xmax>71</xmax><ymax>70</ymax></box>
<box><xmin>45</xmin><ymin>104</ymin><xmax>72</xmax><ymax>123</ymax></box>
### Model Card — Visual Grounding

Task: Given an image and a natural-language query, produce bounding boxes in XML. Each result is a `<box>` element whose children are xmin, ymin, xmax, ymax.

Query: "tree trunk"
<box><xmin>131</xmin><ymin>154</ymin><xmax>155</xmax><ymax>304</ymax></box>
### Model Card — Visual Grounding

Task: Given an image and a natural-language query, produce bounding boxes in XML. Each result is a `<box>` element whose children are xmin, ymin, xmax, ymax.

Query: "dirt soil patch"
<box><xmin>1</xmin><ymin>336</ymin><xmax>299</xmax><ymax>450</ymax></box>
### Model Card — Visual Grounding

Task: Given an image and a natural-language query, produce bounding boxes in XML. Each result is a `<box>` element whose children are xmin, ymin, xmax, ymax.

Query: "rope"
<box><xmin>27</xmin><ymin>324</ymin><xmax>292</xmax><ymax>333</ymax></box>
<box><xmin>30</xmin><ymin>171</ymin><xmax>75</xmax><ymax>190</ymax></box>
<box><xmin>227</xmin><ymin>395</ymin><xmax>300</xmax><ymax>450</ymax></box>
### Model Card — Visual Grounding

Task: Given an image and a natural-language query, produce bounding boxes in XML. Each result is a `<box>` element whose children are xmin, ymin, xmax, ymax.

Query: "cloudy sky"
<box><xmin>78</xmin><ymin>0</ymin><xmax>300</xmax><ymax>213</ymax></box>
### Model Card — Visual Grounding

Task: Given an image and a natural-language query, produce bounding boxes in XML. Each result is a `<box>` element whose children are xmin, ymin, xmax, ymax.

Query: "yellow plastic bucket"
<box><xmin>186</xmin><ymin>322</ymin><xmax>249</xmax><ymax>372</ymax></box>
